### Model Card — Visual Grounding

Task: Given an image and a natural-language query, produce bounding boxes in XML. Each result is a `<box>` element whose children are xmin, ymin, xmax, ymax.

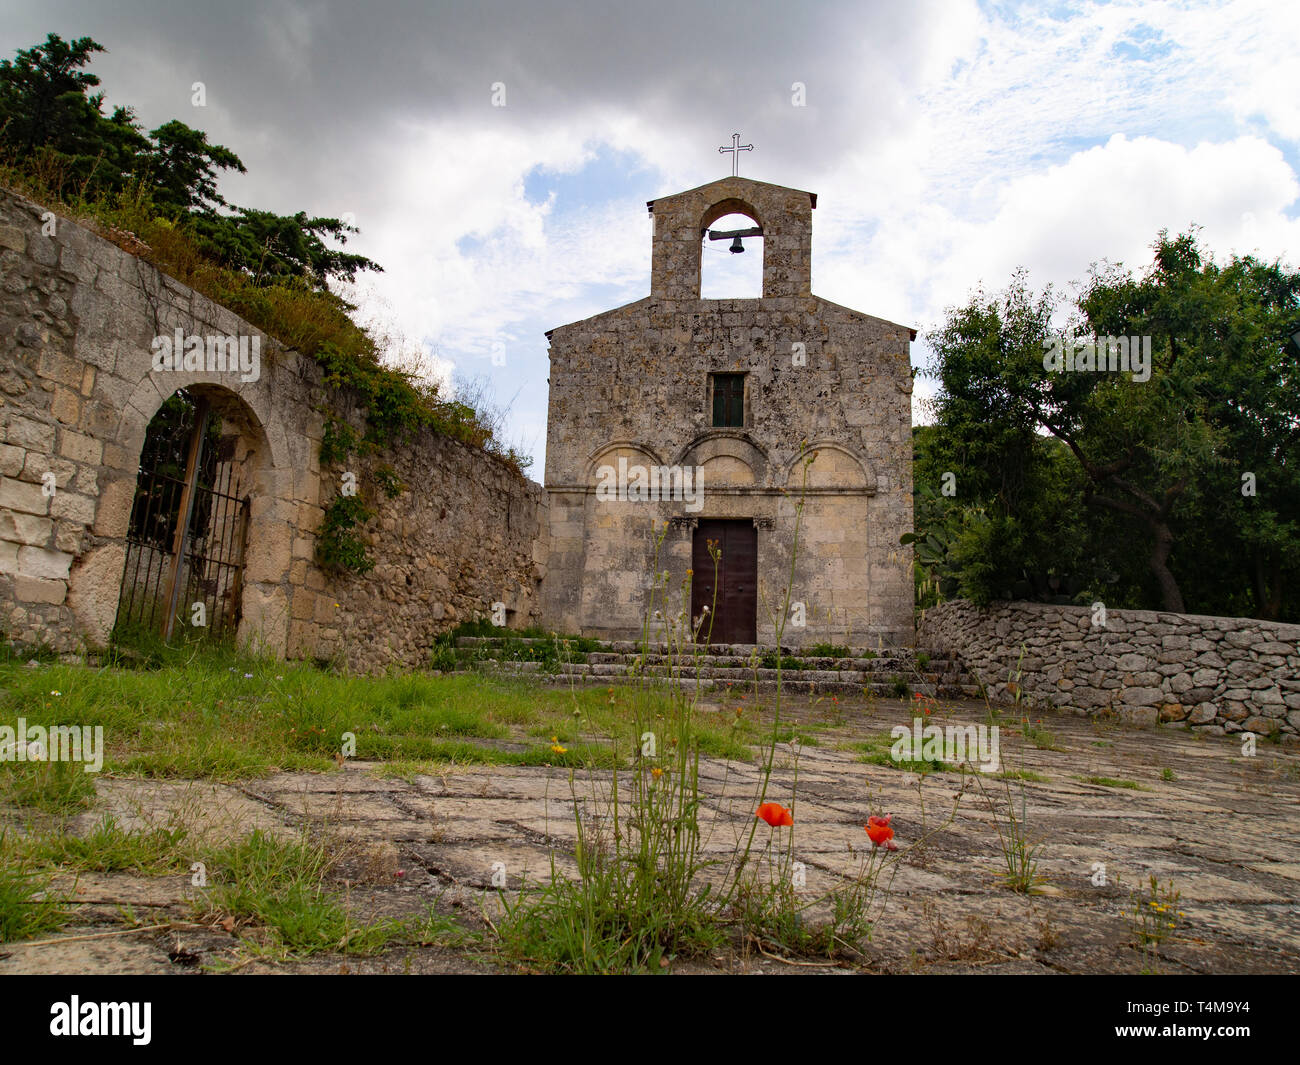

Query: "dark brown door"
<box><xmin>691</xmin><ymin>519</ymin><xmax>757</xmax><ymax>644</ymax></box>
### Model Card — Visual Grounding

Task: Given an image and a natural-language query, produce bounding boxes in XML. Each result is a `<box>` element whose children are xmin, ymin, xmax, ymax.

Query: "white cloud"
<box><xmin>6</xmin><ymin>0</ymin><xmax>1296</xmax><ymax>470</ymax></box>
<box><xmin>822</xmin><ymin>132</ymin><xmax>1299</xmax><ymax>343</ymax></box>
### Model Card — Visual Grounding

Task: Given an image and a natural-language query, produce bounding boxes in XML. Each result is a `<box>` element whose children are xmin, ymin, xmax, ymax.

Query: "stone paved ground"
<box><xmin>3</xmin><ymin>693</ymin><xmax>1299</xmax><ymax>974</ymax></box>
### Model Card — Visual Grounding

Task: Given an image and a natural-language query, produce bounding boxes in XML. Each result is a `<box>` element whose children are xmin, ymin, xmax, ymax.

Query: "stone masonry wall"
<box><xmin>544</xmin><ymin>177</ymin><xmax>915</xmax><ymax>647</ymax></box>
<box><xmin>918</xmin><ymin>599</ymin><xmax>1300</xmax><ymax>740</ymax></box>
<box><xmin>307</xmin><ymin>401</ymin><xmax>548</xmax><ymax>671</ymax></box>
<box><xmin>0</xmin><ymin>187</ymin><xmax>545</xmax><ymax>672</ymax></box>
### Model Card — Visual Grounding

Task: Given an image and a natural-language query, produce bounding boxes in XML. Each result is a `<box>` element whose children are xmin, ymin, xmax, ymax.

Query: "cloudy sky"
<box><xmin>3</xmin><ymin>0</ymin><xmax>1297</xmax><ymax>479</ymax></box>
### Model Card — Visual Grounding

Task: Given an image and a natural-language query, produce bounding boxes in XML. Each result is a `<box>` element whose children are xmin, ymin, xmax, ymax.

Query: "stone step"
<box><xmin>466</xmin><ymin>657</ymin><xmax>968</xmax><ymax>683</ymax></box>
<box><xmin>465</xmin><ymin>659</ymin><xmax>981</xmax><ymax>698</ymax></box>
<box><xmin>454</xmin><ymin>635</ymin><xmax>928</xmax><ymax>659</ymax></box>
<box><xmin>581</xmin><ymin>651</ymin><xmax>953</xmax><ymax>671</ymax></box>
<box><xmin>470</xmin><ymin>666</ymin><xmax>980</xmax><ymax>699</ymax></box>
<box><xmin>454</xmin><ymin>638</ymin><xmax>962</xmax><ymax>670</ymax></box>
<box><xmin>452</xmin><ymin>635</ymin><xmax>979</xmax><ymax>696</ymax></box>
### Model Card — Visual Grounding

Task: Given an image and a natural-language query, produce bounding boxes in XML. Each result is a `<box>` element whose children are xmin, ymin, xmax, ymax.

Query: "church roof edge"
<box><xmin>645</xmin><ymin>176</ymin><xmax>817</xmax><ymax>214</ymax></box>
<box><xmin>545</xmin><ymin>296</ymin><xmax>916</xmax><ymax>342</ymax></box>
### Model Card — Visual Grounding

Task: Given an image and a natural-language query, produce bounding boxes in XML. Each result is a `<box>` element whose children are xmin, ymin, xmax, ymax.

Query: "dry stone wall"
<box><xmin>918</xmin><ymin>599</ymin><xmax>1300</xmax><ymax>740</ymax></box>
<box><xmin>0</xmin><ymin>187</ymin><xmax>545</xmax><ymax>671</ymax></box>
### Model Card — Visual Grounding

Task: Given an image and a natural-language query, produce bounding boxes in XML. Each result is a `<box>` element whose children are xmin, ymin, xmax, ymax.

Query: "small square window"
<box><xmin>712</xmin><ymin>373</ymin><xmax>745</xmax><ymax>428</ymax></box>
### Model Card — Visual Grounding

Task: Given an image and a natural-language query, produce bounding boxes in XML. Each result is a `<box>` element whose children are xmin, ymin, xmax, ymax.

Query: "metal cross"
<box><xmin>718</xmin><ymin>133</ymin><xmax>753</xmax><ymax>176</ymax></box>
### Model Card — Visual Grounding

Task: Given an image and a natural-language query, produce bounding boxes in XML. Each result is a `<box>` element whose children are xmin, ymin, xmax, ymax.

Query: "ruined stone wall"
<box><xmin>918</xmin><ymin>599</ymin><xmax>1300</xmax><ymax>740</ymax></box>
<box><xmin>307</xmin><ymin>404</ymin><xmax>548</xmax><ymax>670</ymax></box>
<box><xmin>0</xmin><ymin>187</ymin><xmax>546</xmax><ymax>671</ymax></box>
<box><xmin>543</xmin><ymin>177</ymin><xmax>914</xmax><ymax>647</ymax></box>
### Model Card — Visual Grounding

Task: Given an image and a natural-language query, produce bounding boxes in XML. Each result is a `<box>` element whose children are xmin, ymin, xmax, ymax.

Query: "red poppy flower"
<box><xmin>865</xmin><ymin>814</ymin><xmax>898</xmax><ymax>850</ymax></box>
<box><xmin>757</xmin><ymin>802</ymin><xmax>794</xmax><ymax>827</ymax></box>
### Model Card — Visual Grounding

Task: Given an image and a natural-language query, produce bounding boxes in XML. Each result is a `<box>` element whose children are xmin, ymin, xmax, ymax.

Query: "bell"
<box><xmin>729</xmin><ymin>235</ymin><xmax>744</xmax><ymax>254</ymax></box>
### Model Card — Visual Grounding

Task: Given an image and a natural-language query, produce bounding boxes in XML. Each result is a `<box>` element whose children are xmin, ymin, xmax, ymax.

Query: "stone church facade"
<box><xmin>542</xmin><ymin>176</ymin><xmax>915</xmax><ymax>647</ymax></box>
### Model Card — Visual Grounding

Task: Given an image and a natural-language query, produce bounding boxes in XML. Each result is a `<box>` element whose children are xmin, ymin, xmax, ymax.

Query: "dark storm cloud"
<box><xmin>0</xmin><ymin>0</ymin><xmax>936</xmax><ymax>206</ymax></box>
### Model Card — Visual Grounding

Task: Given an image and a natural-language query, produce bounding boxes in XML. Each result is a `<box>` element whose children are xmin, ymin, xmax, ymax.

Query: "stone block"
<box><xmin>50</xmin><ymin>491</ymin><xmax>96</xmax><ymax>525</ymax></box>
<box><xmin>0</xmin><ymin>476</ymin><xmax>50</xmax><ymax>515</ymax></box>
<box><xmin>0</xmin><ymin>510</ymin><xmax>52</xmax><ymax>546</ymax></box>
<box><xmin>13</xmin><ymin>575</ymin><xmax>65</xmax><ymax>604</ymax></box>
<box><xmin>5</xmin><ymin>415</ymin><xmax>54</xmax><ymax>452</ymax></box>
<box><xmin>0</xmin><ymin>225</ymin><xmax>26</xmax><ymax>252</ymax></box>
<box><xmin>16</xmin><ymin>545</ymin><xmax>72</xmax><ymax>580</ymax></box>
<box><xmin>51</xmin><ymin>386</ymin><xmax>81</xmax><ymax>425</ymax></box>
<box><xmin>58</xmin><ymin>429</ymin><xmax>102</xmax><ymax>466</ymax></box>
<box><xmin>0</xmin><ymin>443</ymin><xmax>25</xmax><ymax>477</ymax></box>
<box><xmin>37</xmin><ymin>350</ymin><xmax>84</xmax><ymax>389</ymax></box>
<box><xmin>1120</xmin><ymin>686</ymin><xmax>1164</xmax><ymax>706</ymax></box>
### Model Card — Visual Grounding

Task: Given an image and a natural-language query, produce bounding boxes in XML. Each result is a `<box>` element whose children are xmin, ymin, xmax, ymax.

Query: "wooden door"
<box><xmin>691</xmin><ymin>519</ymin><xmax>757</xmax><ymax>644</ymax></box>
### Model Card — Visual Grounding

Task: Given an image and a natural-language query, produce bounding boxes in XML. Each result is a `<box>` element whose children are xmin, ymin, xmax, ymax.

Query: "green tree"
<box><xmin>0</xmin><ymin>33</ymin><xmax>378</xmax><ymax>291</ymax></box>
<box><xmin>1078</xmin><ymin>231</ymin><xmax>1300</xmax><ymax>618</ymax></box>
<box><xmin>193</xmin><ymin>207</ymin><xmax>377</xmax><ymax>286</ymax></box>
<box><xmin>922</xmin><ymin>232</ymin><xmax>1300</xmax><ymax>620</ymax></box>
<box><xmin>920</xmin><ymin>278</ymin><xmax>1101</xmax><ymax>607</ymax></box>
<box><xmin>0</xmin><ymin>33</ymin><xmax>106</xmax><ymax>156</ymax></box>
<box><xmin>143</xmin><ymin>118</ymin><xmax>245</xmax><ymax>214</ymax></box>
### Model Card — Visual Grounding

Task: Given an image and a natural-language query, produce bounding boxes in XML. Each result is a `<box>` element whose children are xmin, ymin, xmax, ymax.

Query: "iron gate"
<box><xmin>115</xmin><ymin>391</ymin><xmax>250</xmax><ymax>641</ymax></box>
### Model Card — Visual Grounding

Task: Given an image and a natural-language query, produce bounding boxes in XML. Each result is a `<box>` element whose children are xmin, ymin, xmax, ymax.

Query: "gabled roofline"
<box><xmin>646</xmin><ymin>176</ymin><xmax>817</xmax><ymax>214</ymax></box>
<box><xmin>545</xmin><ymin>295</ymin><xmax>916</xmax><ymax>342</ymax></box>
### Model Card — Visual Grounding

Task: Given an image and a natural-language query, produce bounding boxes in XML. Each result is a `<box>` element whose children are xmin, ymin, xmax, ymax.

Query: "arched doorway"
<box><xmin>114</xmin><ymin>387</ymin><xmax>255</xmax><ymax>643</ymax></box>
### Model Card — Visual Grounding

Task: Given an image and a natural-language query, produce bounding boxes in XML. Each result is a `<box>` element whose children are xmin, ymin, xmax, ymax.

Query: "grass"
<box><xmin>0</xmin><ymin>640</ymin><xmax>756</xmax><ymax>787</ymax></box>
<box><xmin>0</xmin><ymin>758</ymin><xmax>98</xmax><ymax>814</ymax></box>
<box><xmin>975</xmin><ymin>771</ymin><xmax>1046</xmax><ymax>894</ymax></box>
<box><xmin>16</xmin><ymin>815</ymin><xmax>190</xmax><ymax>875</ymax></box>
<box><xmin>759</xmin><ymin>651</ymin><xmax>806</xmax><ymax>671</ymax></box>
<box><xmin>0</xmin><ymin>838</ymin><xmax>71</xmax><ymax>942</ymax></box>
<box><xmin>1080</xmin><ymin>775</ymin><xmax>1150</xmax><ymax>791</ymax></box>
<box><xmin>0</xmin><ymin>814</ymin><xmax>466</xmax><ymax>956</ymax></box>
<box><xmin>195</xmin><ymin>829</ymin><xmax>462</xmax><ymax>959</ymax></box>
<box><xmin>997</xmin><ymin>769</ymin><xmax>1049</xmax><ymax>783</ymax></box>
<box><xmin>1019</xmin><ymin>719</ymin><xmax>1060</xmax><ymax>750</ymax></box>
<box><xmin>847</xmin><ymin>733</ymin><xmax>948</xmax><ymax>774</ymax></box>
<box><xmin>494</xmin><ymin>849</ymin><xmax>730</xmax><ymax>973</ymax></box>
<box><xmin>770</xmin><ymin>726</ymin><xmax>821</xmax><ymax>747</ymax></box>
<box><xmin>435</xmin><ymin>621</ymin><xmax>605</xmax><ymax>674</ymax></box>
<box><xmin>1127</xmin><ymin>874</ymin><xmax>1184</xmax><ymax>973</ymax></box>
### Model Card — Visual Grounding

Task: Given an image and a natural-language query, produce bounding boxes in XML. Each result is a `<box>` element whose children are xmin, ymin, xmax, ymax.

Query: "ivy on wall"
<box><xmin>315</xmin><ymin>418</ymin><xmax>407</xmax><ymax>575</ymax></box>
<box><xmin>315</xmin><ymin>493</ymin><xmax>376</xmax><ymax>575</ymax></box>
